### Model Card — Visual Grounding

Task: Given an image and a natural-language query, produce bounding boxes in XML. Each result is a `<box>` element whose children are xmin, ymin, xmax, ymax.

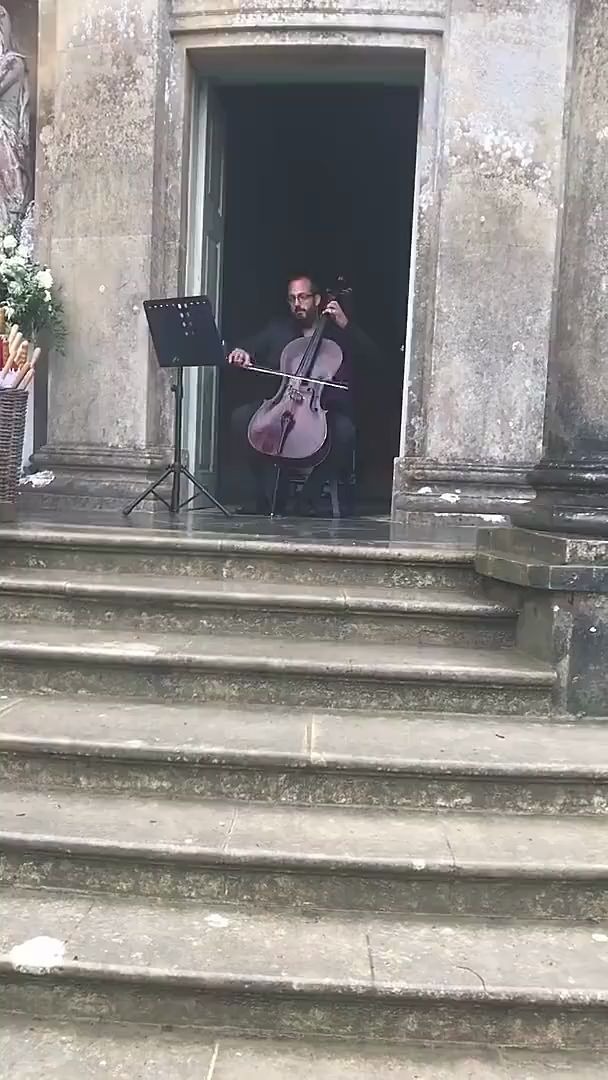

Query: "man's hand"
<box><xmin>228</xmin><ymin>348</ymin><xmax>253</xmax><ymax>367</ymax></box>
<box><xmin>323</xmin><ymin>300</ymin><xmax>349</xmax><ymax>330</ymax></box>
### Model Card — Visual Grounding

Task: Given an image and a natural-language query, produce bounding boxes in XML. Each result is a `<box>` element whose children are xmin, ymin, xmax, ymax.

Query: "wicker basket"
<box><xmin>0</xmin><ymin>388</ymin><xmax>28</xmax><ymax>520</ymax></box>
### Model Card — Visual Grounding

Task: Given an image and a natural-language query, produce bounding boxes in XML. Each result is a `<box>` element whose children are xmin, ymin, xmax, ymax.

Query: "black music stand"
<box><xmin>122</xmin><ymin>296</ymin><xmax>231</xmax><ymax>517</ymax></box>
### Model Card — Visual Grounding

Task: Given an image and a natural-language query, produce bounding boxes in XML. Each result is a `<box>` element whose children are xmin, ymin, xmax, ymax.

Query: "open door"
<box><xmin>185</xmin><ymin>81</ymin><xmax>226</xmax><ymax>493</ymax></box>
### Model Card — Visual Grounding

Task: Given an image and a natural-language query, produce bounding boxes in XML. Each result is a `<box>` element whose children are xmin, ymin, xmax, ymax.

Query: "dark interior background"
<box><xmin>218</xmin><ymin>83</ymin><xmax>419</xmax><ymax>509</ymax></box>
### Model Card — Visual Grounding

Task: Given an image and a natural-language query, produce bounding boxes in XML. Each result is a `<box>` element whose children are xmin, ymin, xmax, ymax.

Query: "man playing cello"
<box><xmin>228</xmin><ymin>274</ymin><xmax>378</xmax><ymax>516</ymax></box>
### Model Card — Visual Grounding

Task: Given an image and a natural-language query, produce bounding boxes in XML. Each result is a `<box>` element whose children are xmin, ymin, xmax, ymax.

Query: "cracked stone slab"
<box><xmin>1</xmin><ymin>786</ymin><xmax>606</xmax><ymax>879</ymax></box>
<box><xmin>0</xmin><ymin>786</ymin><xmax>452</xmax><ymax>869</ymax></box>
<box><xmin>1</xmin><ymin>888</ymin><xmax>608</xmax><ymax>1005</ymax></box>
<box><xmin>5</xmin><ymin>695</ymin><xmax>603</xmax><ymax>774</ymax></box>
<box><xmin>0</xmin><ymin>569</ymin><xmax>516</xmax><ymax>648</ymax></box>
<box><xmin>0</xmin><ymin>621</ymin><xmax>554</xmax><ymax>683</ymax></box>
<box><xmin>0</xmin><ymin>697</ymin><xmax>311</xmax><ymax>762</ymax></box>
<box><xmin>0</xmin><ymin>567</ymin><xmax>510</xmax><ymax>616</ymax></box>
<box><xmin>0</xmin><ymin>625</ymin><xmax>553</xmax><ymax>716</ymax></box>
<box><xmin>0</xmin><ymin>1015</ymin><xmax>216</xmax><ymax>1077</ymax></box>
<box><xmin>1</xmin><ymin>1016</ymin><xmax>607</xmax><ymax>1078</ymax></box>
<box><xmin>2</xmin><ymin>698</ymin><xmax>608</xmax><ymax>807</ymax></box>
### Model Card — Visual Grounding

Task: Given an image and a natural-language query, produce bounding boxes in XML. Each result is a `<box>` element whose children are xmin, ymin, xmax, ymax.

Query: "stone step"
<box><xmin>2</xmin><ymin>1016</ymin><xmax>607</xmax><ymax>1078</ymax></box>
<box><xmin>1</xmin><ymin>888</ymin><xmax>607</xmax><ymax>1048</ymax></box>
<box><xmin>0</xmin><ymin>521</ymin><xmax>479</xmax><ymax>590</ymax></box>
<box><xmin>0</xmin><ymin>568</ymin><xmax>517</xmax><ymax>648</ymax></box>
<box><xmin>1</xmin><ymin>696</ymin><xmax>606</xmax><ymax>814</ymax></box>
<box><xmin>0</xmin><ymin>623</ymin><xmax>554</xmax><ymax>714</ymax></box>
<box><xmin>1</xmin><ymin>784</ymin><xmax>606</xmax><ymax>918</ymax></box>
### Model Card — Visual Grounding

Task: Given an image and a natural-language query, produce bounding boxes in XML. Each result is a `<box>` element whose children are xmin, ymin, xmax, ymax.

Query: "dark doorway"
<box><xmin>218</xmin><ymin>83</ymin><xmax>419</xmax><ymax>512</ymax></box>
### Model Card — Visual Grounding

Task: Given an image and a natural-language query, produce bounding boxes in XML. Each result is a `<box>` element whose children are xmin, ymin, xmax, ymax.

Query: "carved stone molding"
<box><xmin>170</xmin><ymin>0</ymin><xmax>446</xmax><ymax>36</ymax></box>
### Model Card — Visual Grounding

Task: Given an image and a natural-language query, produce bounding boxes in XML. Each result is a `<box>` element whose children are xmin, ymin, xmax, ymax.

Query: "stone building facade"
<box><xmin>14</xmin><ymin>0</ymin><xmax>608</xmax><ymax>528</ymax></box>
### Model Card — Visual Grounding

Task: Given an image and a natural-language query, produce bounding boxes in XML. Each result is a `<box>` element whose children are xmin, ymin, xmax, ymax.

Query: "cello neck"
<box><xmin>296</xmin><ymin>312</ymin><xmax>330</xmax><ymax>381</ymax></box>
<box><xmin>293</xmin><ymin>280</ymin><xmax>349</xmax><ymax>381</ymax></box>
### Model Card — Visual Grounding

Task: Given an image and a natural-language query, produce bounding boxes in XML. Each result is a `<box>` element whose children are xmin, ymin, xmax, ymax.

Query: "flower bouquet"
<box><xmin>0</xmin><ymin>226</ymin><xmax>65</xmax><ymax>347</ymax></box>
<box><xmin>0</xmin><ymin>219</ymin><xmax>64</xmax><ymax>518</ymax></box>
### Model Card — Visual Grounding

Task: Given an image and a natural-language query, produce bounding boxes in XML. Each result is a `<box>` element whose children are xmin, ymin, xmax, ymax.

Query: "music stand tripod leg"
<box><xmin>179</xmin><ymin>463</ymin><xmax>231</xmax><ymax>517</ymax></box>
<box><xmin>122</xmin><ymin>464</ymin><xmax>174</xmax><ymax>517</ymax></box>
<box><xmin>270</xmin><ymin>465</ymin><xmax>282</xmax><ymax>519</ymax></box>
<box><xmin>169</xmin><ymin>460</ymin><xmax>181</xmax><ymax>514</ymax></box>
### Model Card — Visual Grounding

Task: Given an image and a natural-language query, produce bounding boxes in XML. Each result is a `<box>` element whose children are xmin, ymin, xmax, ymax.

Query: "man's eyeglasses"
<box><xmin>287</xmin><ymin>293</ymin><xmax>314</xmax><ymax>305</ymax></box>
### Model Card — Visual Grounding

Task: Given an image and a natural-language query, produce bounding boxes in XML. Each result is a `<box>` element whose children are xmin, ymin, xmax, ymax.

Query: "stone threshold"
<box><xmin>0</xmin><ymin>518</ymin><xmax>477</xmax><ymax>561</ymax></box>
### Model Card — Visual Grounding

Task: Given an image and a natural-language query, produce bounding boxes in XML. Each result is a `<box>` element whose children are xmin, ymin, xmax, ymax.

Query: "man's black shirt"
<box><xmin>239</xmin><ymin>316</ymin><xmax>379</xmax><ymax>416</ymax></box>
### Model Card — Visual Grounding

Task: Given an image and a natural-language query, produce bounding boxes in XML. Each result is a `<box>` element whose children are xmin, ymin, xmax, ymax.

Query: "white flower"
<box><xmin>35</xmin><ymin>268</ymin><xmax>53</xmax><ymax>290</ymax></box>
<box><xmin>17</xmin><ymin>244</ymin><xmax>29</xmax><ymax>259</ymax></box>
<box><xmin>3</xmin><ymin>235</ymin><xmax>17</xmax><ymax>252</ymax></box>
<box><xmin>8</xmin><ymin>280</ymin><xmax>22</xmax><ymax>296</ymax></box>
<box><xmin>44</xmin><ymin>290</ymin><xmax>52</xmax><ymax>304</ymax></box>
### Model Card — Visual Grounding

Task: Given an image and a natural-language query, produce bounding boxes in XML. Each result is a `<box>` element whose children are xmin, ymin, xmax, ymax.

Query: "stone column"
<box><xmin>516</xmin><ymin>0</ymin><xmax>608</xmax><ymax>537</ymax></box>
<box><xmin>393</xmin><ymin>0</ymin><xmax>572</xmax><ymax>524</ymax></box>
<box><xmin>475</xmin><ymin>0</ymin><xmax>608</xmax><ymax>718</ymax></box>
<box><xmin>30</xmin><ymin>0</ymin><xmax>184</xmax><ymax>509</ymax></box>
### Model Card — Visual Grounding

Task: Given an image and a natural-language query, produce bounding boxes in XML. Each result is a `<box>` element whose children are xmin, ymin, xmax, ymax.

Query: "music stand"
<box><xmin>122</xmin><ymin>295</ymin><xmax>231</xmax><ymax>517</ymax></box>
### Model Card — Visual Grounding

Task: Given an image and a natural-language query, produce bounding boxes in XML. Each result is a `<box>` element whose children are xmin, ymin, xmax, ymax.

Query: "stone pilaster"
<box><xmin>515</xmin><ymin>0</ymin><xmax>608</xmax><ymax>537</ymax></box>
<box><xmin>476</xmin><ymin>527</ymin><xmax>608</xmax><ymax>717</ymax></box>
<box><xmin>393</xmin><ymin>0</ymin><xmax>572</xmax><ymax>524</ymax></box>
<box><xmin>29</xmin><ymin>0</ymin><xmax>184</xmax><ymax>509</ymax></box>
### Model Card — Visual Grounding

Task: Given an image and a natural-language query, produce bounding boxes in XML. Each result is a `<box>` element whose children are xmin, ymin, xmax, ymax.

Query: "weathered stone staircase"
<box><xmin>0</xmin><ymin>520</ymin><xmax>607</xmax><ymax>1077</ymax></box>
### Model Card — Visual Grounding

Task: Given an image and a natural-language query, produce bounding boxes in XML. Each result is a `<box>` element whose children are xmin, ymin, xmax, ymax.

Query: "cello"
<box><xmin>246</xmin><ymin>280</ymin><xmax>352</xmax><ymax>470</ymax></box>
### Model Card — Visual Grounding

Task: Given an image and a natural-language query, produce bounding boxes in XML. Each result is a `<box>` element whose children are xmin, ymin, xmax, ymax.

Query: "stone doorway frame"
<box><xmin>30</xmin><ymin>3</ymin><xmax>444</xmax><ymax>514</ymax></box>
<box><xmin>171</xmin><ymin>18</ymin><xmax>444</xmax><ymax>515</ymax></box>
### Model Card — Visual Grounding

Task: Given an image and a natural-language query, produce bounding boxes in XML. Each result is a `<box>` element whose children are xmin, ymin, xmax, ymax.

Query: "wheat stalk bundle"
<box><xmin>0</xmin><ymin>309</ymin><xmax>40</xmax><ymax>392</ymax></box>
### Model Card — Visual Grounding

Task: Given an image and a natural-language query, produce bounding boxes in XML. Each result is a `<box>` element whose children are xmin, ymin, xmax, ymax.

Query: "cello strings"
<box><xmin>239</xmin><ymin>365</ymin><xmax>348</xmax><ymax>391</ymax></box>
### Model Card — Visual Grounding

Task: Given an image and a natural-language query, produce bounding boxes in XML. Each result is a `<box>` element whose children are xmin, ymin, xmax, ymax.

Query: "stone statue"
<box><xmin>0</xmin><ymin>6</ymin><xmax>30</xmax><ymax>232</ymax></box>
